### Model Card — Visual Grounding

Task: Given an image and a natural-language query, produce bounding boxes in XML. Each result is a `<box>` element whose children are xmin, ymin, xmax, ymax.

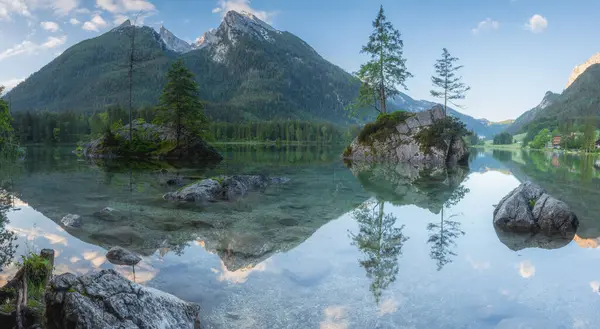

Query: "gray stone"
<box><xmin>61</xmin><ymin>214</ymin><xmax>82</xmax><ymax>228</ymax></box>
<box><xmin>395</xmin><ymin>123</ymin><xmax>410</xmax><ymax>134</ymax></box>
<box><xmin>494</xmin><ymin>182</ymin><xmax>578</xmax><ymax>236</ymax></box>
<box><xmin>533</xmin><ymin>194</ymin><xmax>579</xmax><ymax>235</ymax></box>
<box><xmin>106</xmin><ymin>246</ymin><xmax>142</xmax><ymax>266</ymax></box>
<box><xmin>164</xmin><ymin>175</ymin><xmax>290</xmax><ymax>204</ymax></box>
<box><xmin>93</xmin><ymin>207</ymin><xmax>125</xmax><ymax>222</ymax></box>
<box><xmin>164</xmin><ymin>179</ymin><xmax>221</xmax><ymax>203</ymax></box>
<box><xmin>45</xmin><ymin>270</ymin><xmax>201</xmax><ymax>329</ymax></box>
<box><xmin>414</xmin><ymin>110</ymin><xmax>433</xmax><ymax>127</ymax></box>
<box><xmin>404</xmin><ymin>116</ymin><xmax>421</xmax><ymax>130</ymax></box>
<box><xmin>493</xmin><ymin>182</ymin><xmax>545</xmax><ymax>232</ymax></box>
<box><xmin>431</xmin><ymin>105</ymin><xmax>445</xmax><ymax>121</ymax></box>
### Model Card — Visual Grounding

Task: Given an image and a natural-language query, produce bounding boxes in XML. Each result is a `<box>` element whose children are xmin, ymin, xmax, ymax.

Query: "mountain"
<box><xmin>504</xmin><ymin>53</ymin><xmax>600</xmax><ymax>134</ymax></box>
<box><xmin>504</xmin><ymin>91</ymin><xmax>561</xmax><ymax>134</ymax></box>
<box><xmin>6</xmin><ymin>11</ymin><xmax>359</xmax><ymax>123</ymax></box>
<box><xmin>159</xmin><ymin>25</ymin><xmax>192</xmax><ymax>53</ymax></box>
<box><xmin>566</xmin><ymin>53</ymin><xmax>600</xmax><ymax>89</ymax></box>
<box><xmin>388</xmin><ymin>92</ymin><xmax>511</xmax><ymax>138</ymax></box>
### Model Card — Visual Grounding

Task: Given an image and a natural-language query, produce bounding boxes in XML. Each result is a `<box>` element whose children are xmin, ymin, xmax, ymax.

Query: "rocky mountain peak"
<box><xmin>159</xmin><ymin>25</ymin><xmax>192</xmax><ymax>53</ymax></box>
<box><xmin>566</xmin><ymin>53</ymin><xmax>600</xmax><ymax>89</ymax></box>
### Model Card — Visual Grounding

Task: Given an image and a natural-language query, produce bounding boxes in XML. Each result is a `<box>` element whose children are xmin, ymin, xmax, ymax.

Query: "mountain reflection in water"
<box><xmin>0</xmin><ymin>146</ymin><xmax>599</xmax><ymax>328</ymax></box>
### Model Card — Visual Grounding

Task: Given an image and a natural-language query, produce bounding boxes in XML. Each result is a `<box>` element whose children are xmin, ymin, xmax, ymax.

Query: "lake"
<box><xmin>1</xmin><ymin>146</ymin><xmax>600</xmax><ymax>329</ymax></box>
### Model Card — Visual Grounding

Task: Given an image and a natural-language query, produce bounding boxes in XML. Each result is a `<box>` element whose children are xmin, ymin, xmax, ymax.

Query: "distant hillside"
<box><xmin>389</xmin><ymin>93</ymin><xmax>511</xmax><ymax>138</ymax></box>
<box><xmin>505</xmin><ymin>54</ymin><xmax>600</xmax><ymax>134</ymax></box>
<box><xmin>6</xmin><ymin>11</ymin><xmax>359</xmax><ymax>124</ymax></box>
<box><xmin>504</xmin><ymin>91</ymin><xmax>561</xmax><ymax>134</ymax></box>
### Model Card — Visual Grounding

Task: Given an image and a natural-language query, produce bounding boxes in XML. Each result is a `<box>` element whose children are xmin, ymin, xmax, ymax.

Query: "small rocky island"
<box><xmin>82</xmin><ymin>120</ymin><xmax>222</xmax><ymax>161</ymax></box>
<box><xmin>343</xmin><ymin>105</ymin><xmax>469</xmax><ymax>166</ymax></box>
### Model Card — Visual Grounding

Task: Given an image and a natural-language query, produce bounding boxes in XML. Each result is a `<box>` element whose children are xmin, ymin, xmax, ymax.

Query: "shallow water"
<box><xmin>2</xmin><ymin>146</ymin><xmax>600</xmax><ymax>328</ymax></box>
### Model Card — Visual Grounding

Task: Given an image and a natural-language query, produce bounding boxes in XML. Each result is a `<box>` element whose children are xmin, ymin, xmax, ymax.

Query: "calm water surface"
<box><xmin>1</xmin><ymin>146</ymin><xmax>600</xmax><ymax>329</ymax></box>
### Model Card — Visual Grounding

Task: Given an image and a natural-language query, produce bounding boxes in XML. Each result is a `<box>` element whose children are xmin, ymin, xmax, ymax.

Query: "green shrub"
<box><xmin>343</xmin><ymin>145</ymin><xmax>353</xmax><ymax>157</ymax></box>
<box><xmin>19</xmin><ymin>253</ymin><xmax>52</xmax><ymax>299</ymax></box>
<box><xmin>357</xmin><ymin>111</ymin><xmax>413</xmax><ymax>144</ymax></box>
<box><xmin>415</xmin><ymin>117</ymin><xmax>470</xmax><ymax>154</ymax></box>
<box><xmin>529</xmin><ymin>199</ymin><xmax>536</xmax><ymax>209</ymax></box>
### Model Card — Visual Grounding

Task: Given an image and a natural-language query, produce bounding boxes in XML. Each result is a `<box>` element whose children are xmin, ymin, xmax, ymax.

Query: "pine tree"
<box><xmin>582</xmin><ymin>117</ymin><xmax>597</xmax><ymax>153</ymax></box>
<box><xmin>155</xmin><ymin>60</ymin><xmax>207</xmax><ymax>147</ymax></box>
<box><xmin>430</xmin><ymin>48</ymin><xmax>470</xmax><ymax>116</ymax></box>
<box><xmin>349</xmin><ymin>5</ymin><xmax>412</xmax><ymax>116</ymax></box>
<box><xmin>0</xmin><ymin>87</ymin><xmax>13</xmax><ymax>146</ymax></box>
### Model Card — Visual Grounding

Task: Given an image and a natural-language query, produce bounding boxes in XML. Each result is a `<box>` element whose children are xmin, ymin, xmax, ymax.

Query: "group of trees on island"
<box><xmin>346</xmin><ymin>5</ymin><xmax>472</xmax><ymax>148</ymax></box>
<box><xmin>347</xmin><ymin>5</ymin><xmax>470</xmax><ymax>118</ymax></box>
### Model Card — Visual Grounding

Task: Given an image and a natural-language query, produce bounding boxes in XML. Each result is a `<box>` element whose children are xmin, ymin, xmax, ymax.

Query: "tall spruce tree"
<box><xmin>430</xmin><ymin>48</ymin><xmax>470</xmax><ymax>116</ymax></box>
<box><xmin>0</xmin><ymin>87</ymin><xmax>13</xmax><ymax>146</ymax></box>
<box><xmin>155</xmin><ymin>60</ymin><xmax>207</xmax><ymax>147</ymax></box>
<box><xmin>349</xmin><ymin>5</ymin><xmax>412</xmax><ymax>116</ymax></box>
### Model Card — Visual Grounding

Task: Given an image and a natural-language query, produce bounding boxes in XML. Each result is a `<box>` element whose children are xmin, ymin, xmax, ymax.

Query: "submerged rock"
<box><xmin>343</xmin><ymin>105</ymin><xmax>469</xmax><ymax>167</ymax></box>
<box><xmin>61</xmin><ymin>214</ymin><xmax>82</xmax><ymax>228</ymax></box>
<box><xmin>93</xmin><ymin>207</ymin><xmax>125</xmax><ymax>222</ymax></box>
<box><xmin>493</xmin><ymin>181</ymin><xmax>578</xmax><ymax>235</ymax></box>
<box><xmin>164</xmin><ymin>175</ymin><xmax>290</xmax><ymax>203</ymax></box>
<box><xmin>105</xmin><ymin>246</ymin><xmax>142</xmax><ymax>266</ymax></box>
<box><xmin>45</xmin><ymin>270</ymin><xmax>201</xmax><ymax>329</ymax></box>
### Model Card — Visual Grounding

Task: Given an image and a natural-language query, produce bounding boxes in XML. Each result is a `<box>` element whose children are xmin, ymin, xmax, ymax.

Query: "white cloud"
<box><xmin>212</xmin><ymin>0</ymin><xmax>277</xmax><ymax>24</ymax></box>
<box><xmin>0</xmin><ymin>0</ymin><xmax>79</xmax><ymax>21</ymax></box>
<box><xmin>42</xmin><ymin>35</ymin><xmax>67</xmax><ymax>48</ymax></box>
<box><xmin>472</xmin><ymin>18</ymin><xmax>499</xmax><ymax>35</ymax></box>
<box><xmin>40</xmin><ymin>21</ymin><xmax>60</xmax><ymax>32</ymax></box>
<box><xmin>82</xmin><ymin>14</ymin><xmax>107</xmax><ymax>31</ymax></box>
<box><xmin>525</xmin><ymin>14</ymin><xmax>548</xmax><ymax>33</ymax></box>
<box><xmin>82</xmin><ymin>21</ymin><xmax>97</xmax><ymax>31</ymax></box>
<box><xmin>70</xmin><ymin>18</ymin><xmax>80</xmax><ymax>25</ymax></box>
<box><xmin>96</xmin><ymin>0</ymin><xmax>155</xmax><ymax>14</ymax></box>
<box><xmin>0</xmin><ymin>77</ymin><xmax>25</xmax><ymax>94</ymax></box>
<box><xmin>74</xmin><ymin>7</ymin><xmax>90</xmax><ymax>14</ymax></box>
<box><xmin>0</xmin><ymin>35</ymin><xmax>67</xmax><ymax>61</ymax></box>
<box><xmin>0</xmin><ymin>0</ymin><xmax>32</xmax><ymax>21</ymax></box>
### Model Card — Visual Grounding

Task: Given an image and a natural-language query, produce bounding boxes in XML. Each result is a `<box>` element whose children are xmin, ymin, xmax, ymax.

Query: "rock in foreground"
<box><xmin>343</xmin><ymin>105</ymin><xmax>469</xmax><ymax>167</ymax></box>
<box><xmin>45</xmin><ymin>269</ymin><xmax>201</xmax><ymax>329</ymax></box>
<box><xmin>164</xmin><ymin>175</ymin><xmax>290</xmax><ymax>203</ymax></box>
<box><xmin>493</xmin><ymin>181</ymin><xmax>579</xmax><ymax>235</ymax></box>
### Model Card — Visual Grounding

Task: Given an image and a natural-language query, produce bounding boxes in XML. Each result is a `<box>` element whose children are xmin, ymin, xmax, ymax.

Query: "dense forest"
<box><xmin>9</xmin><ymin>108</ymin><xmax>359</xmax><ymax>145</ymax></box>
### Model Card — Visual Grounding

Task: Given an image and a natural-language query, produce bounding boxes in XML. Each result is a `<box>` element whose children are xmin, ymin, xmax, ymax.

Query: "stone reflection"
<box><xmin>349</xmin><ymin>201</ymin><xmax>408</xmax><ymax>304</ymax></box>
<box><xmin>348</xmin><ymin>161</ymin><xmax>469</xmax><ymax>214</ymax></box>
<box><xmin>426</xmin><ymin>183</ymin><xmax>469</xmax><ymax>271</ymax></box>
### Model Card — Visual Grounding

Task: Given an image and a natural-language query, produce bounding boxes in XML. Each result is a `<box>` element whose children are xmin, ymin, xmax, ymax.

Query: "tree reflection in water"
<box><xmin>426</xmin><ymin>182</ymin><xmax>469</xmax><ymax>271</ymax></box>
<box><xmin>0</xmin><ymin>155</ymin><xmax>19</xmax><ymax>271</ymax></box>
<box><xmin>349</xmin><ymin>201</ymin><xmax>408</xmax><ymax>304</ymax></box>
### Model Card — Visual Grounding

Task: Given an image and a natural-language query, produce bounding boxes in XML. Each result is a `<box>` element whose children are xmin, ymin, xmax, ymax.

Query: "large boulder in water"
<box><xmin>45</xmin><ymin>269</ymin><xmax>201</xmax><ymax>329</ymax></box>
<box><xmin>342</xmin><ymin>105</ymin><xmax>469</xmax><ymax>167</ymax></box>
<box><xmin>493</xmin><ymin>181</ymin><xmax>579</xmax><ymax>235</ymax></box>
<box><xmin>164</xmin><ymin>175</ymin><xmax>290</xmax><ymax>203</ymax></box>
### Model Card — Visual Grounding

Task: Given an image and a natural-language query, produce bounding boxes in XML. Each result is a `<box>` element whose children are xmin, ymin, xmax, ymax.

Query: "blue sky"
<box><xmin>0</xmin><ymin>0</ymin><xmax>599</xmax><ymax>121</ymax></box>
